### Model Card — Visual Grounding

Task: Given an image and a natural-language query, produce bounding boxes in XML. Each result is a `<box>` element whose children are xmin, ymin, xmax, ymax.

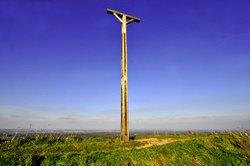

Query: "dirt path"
<box><xmin>135</xmin><ymin>138</ymin><xmax>189</xmax><ymax>149</ymax></box>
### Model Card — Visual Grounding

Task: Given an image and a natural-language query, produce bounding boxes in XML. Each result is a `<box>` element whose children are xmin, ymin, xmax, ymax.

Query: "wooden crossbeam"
<box><xmin>107</xmin><ymin>8</ymin><xmax>140</xmax><ymax>23</ymax></box>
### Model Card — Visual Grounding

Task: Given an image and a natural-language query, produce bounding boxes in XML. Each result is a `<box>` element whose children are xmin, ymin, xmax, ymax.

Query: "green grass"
<box><xmin>0</xmin><ymin>132</ymin><xmax>249</xmax><ymax>165</ymax></box>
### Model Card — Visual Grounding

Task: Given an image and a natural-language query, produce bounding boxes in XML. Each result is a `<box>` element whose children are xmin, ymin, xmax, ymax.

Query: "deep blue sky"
<box><xmin>0</xmin><ymin>0</ymin><xmax>250</xmax><ymax>130</ymax></box>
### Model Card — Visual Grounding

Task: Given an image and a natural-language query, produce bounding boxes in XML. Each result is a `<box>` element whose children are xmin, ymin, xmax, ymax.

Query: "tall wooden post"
<box><xmin>107</xmin><ymin>9</ymin><xmax>140</xmax><ymax>142</ymax></box>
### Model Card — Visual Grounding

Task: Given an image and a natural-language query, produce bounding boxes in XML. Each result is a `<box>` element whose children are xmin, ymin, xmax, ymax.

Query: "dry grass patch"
<box><xmin>135</xmin><ymin>138</ymin><xmax>189</xmax><ymax>149</ymax></box>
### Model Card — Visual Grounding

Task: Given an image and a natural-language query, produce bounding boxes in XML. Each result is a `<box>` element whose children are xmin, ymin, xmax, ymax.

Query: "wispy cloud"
<box><xmin>130</xmin><ymin>115</ymin><xmax>250</xmax><ymax>130</ymax></box>
<box><xmin>1</xmin><ymin>104</ymin><xmax>249</xmax><ymax>130</ymax></box>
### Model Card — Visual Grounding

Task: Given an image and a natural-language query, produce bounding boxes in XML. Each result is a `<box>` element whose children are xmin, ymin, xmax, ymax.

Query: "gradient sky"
<box><xmin>0</xmin><ymin>0</ymin><xmax>250</xmax><ymax>130</ymax></box>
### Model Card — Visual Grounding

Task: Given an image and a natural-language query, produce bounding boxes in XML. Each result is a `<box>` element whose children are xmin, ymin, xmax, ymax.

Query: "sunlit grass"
<box><xmin>0</xmin><ymin>131</ymin><xmax>249</xmax><ymax>165</ymax></box>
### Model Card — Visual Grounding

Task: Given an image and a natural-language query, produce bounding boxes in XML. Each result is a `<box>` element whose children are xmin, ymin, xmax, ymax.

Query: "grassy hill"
<box><xmin>0</xmin><ymin>131</ymin><xmax>249</xmax><ymax>165</ymax></box>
